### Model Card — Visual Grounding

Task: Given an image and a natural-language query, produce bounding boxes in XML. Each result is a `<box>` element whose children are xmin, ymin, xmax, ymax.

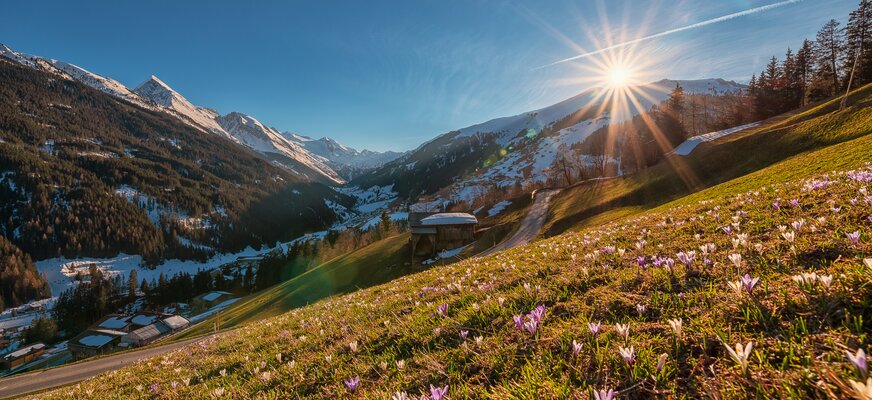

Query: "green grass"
<box><xmin>179</xmin><ymin>233</ymin><xmax>419</xmax><ymax>338</ymax></box>
<box><xmin>544</xmin><ymin>83</ymin><xmax>872</xmax><ymax>235</ymax></box>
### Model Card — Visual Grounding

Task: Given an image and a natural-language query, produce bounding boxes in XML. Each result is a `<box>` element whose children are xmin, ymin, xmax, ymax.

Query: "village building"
<box><xmin>120</xmin><ymin>315</ymin><xmax>189</xmax><ymax>347</ymax></box>
<box><xmin>2</xmin><ymin>343</ymin><xmax>45</xmax><ymax>370</ymax></box>
<box><xmin>94</xmin><ymin>314</ymin><xmax>133</xmax><ymax>332</ymax></box>
<box><xmin>191</xmin><ymin>291</ymin><xmax>234</xmax><ymax>312</ymax></box>
<box><xmin>68</xmin><ymin>329</ymin><xmax>126</xmax><ymax>360</ymax></box>
<box><xmin>409</xmin><ymin>212</ymin><xmax>478</xmax><ymax>258</ymax></box>
<box><xmin>128</xmin><ymin>313</ymin><xmax>162</xmax><ymax>329</ymax></box>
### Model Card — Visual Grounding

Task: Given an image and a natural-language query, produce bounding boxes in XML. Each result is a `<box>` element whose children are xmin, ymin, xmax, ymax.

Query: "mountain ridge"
<box><xmin>0</xmin><ymin>43</ymin><xmax>400</xmax><ymax>185</ymax></box>
<box><xmin>350</xmin><ymin>78</ymin><xmax>747</xmax><ymax>207</ymax></box>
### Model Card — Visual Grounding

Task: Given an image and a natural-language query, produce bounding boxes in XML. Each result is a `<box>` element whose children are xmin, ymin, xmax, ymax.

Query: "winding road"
<box><xmin>481</xmin><ymin>189</ymin><xmax>560</xmax><ymax>256</ymax></box>
<box><xmin>0</xmin><ymin>338</ymin><xmax>202</xmax><ymax>399</ymax></box>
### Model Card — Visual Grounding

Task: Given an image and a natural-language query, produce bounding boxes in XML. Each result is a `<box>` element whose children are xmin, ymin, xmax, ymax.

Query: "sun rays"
<box><xmin>527</xmin><ymin>0</ymin><xmax>703</xmax><ymax>189</ymax></box>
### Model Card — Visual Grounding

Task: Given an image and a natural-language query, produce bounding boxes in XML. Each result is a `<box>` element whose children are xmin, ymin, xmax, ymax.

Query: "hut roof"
<box><xmin>420</xmin><ymin>213</ymin><xmax>477</xmax><ymax>226</ymax></box>
<box><xmin>161</xmin><ymin>315</ymin><xmax>189</xmax><ymax>330</ymax></box>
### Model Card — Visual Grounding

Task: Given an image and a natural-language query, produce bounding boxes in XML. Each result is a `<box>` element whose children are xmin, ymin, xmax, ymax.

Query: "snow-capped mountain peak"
<box><xmin>284</xmin><ymin>133</ymin><xmax>404</xmax><ymax>171</ymax></box>
<box><xmin>1</xmin><ymin>42</ymin><xmax>401</xmax><ymax>185</ymax></box>
<box><xmin>216</xmin><ymin>112</ymin><xmax>346</xmax><ymax>185</ymax></box>
<box><xmin>133</xmin><ymin>75</ymin><xmax>232</xmax><ymax>140</ymax></box>
<box><xmin>134</xmin><ymin>75</ymin><xmax>178</xmax><ymax>105</ymax></box>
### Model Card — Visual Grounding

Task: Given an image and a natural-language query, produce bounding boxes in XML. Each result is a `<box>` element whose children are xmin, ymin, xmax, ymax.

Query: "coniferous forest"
<box><xmin>0</xmin><ymin>59</ymin><xmax>354</xmax><ymax>310</ymax></box>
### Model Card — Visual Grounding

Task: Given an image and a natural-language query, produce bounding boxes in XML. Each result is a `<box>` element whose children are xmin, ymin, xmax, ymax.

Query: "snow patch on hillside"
<box><xmin>361</xmin><ymin>212</ymin><xmax>408</xmax><ymax>230</ymax></box>
<box><xmin>671</xmin><ymin>122</ymin><xmax>761</xmax><ymax>156</ymax></box>
<box><xmin>487</xmin><ymin>201</ymin><xmax>512</xmax><ymax>217</ymax></box>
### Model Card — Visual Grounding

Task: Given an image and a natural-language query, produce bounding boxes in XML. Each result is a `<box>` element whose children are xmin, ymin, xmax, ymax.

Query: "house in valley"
<box><xmin>2</xmin><ymin>343</ymin><xmax>45</xmax><ymax>370</ymax></box>
<box><xmin>409</xmin><ymin>212</ymin><xmax>478</xmax><ymax>259</ymax></box>
<box><xmin>68</xmin><ymin>329</ymin><xmax>126</xmax><ymax>360</ymax></box>
<box><xmin>120</xmin><ymin>315</ymin><xmax>189</xmax><ymax>347</ymax></box>
<box><xmin>191</xmin><ymin>291</ymin><xmax>233</xmax><ymax>312</ymax></box>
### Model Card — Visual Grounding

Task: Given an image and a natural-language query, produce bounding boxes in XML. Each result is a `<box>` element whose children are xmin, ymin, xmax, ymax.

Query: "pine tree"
<box><xmin>243</xmin><ymin>266</ymin><xmax>253</xmax><ymax>292</ymax></box>
<box><xmin>764</xmin><ymin>56</ymin><xmax>782</xmax><ymax>90</ymax></box>
<box><xmin>666</xmin><ymin>83</ymin><xmax>686</xmax><ymax>127</ymax></box>
<box><xmin>845</xmin><ymin>0</ymin><xmax>872</xmax><ymax>84</ymax></box>
<box><xmin>128</xmin><ymin>269</ymin><xmax>138</xmax><ymax>302</ymax></box>
<box><xmin>796</xmin><ymin>40</ymin><xmax>814</xmax><ymax>105</ymax></box>
<box><xmin>814</xmin><ymin>19</ymin><xmax>844</xmax><ymax>96</ymax></box>
<box><xmin>380</xmin><ymin>210</ymin><xmax>392</xmax><ymax>233</ymax></box>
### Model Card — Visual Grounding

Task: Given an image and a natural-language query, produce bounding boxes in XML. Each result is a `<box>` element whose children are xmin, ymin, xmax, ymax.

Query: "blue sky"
<box><xmin>0</xmin><ymin>0</ymin><xmax>856</xmax><ymax>151</ymax></box>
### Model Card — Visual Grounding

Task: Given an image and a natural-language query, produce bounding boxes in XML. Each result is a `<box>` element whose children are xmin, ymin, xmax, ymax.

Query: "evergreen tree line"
<box><xmin>0</xmin><ymin>234</ymin><xmax>51</xmax><ymax>311</ymax></box>
<box><xmin>749</xmin><ymin>0</ymin><xmax>872</xmax><ymax>118</ymax></box>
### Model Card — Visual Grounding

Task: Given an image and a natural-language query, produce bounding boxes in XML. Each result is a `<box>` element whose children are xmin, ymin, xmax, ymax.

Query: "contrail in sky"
<box><xmin>537</xmin><ymin>0</ymin><xmax>804</xmax><ymax>69</ymax></box>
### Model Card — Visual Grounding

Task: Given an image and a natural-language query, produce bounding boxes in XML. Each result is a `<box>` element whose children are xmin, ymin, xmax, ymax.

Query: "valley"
<box><xmin>0</xmin><ymin>1</ymin><xmax>871</xmax><ymax>397</ymax></box>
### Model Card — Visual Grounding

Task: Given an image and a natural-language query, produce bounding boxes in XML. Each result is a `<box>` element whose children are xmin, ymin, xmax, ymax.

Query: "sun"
<box><xmin>606</xmin><ymin>66</ymin><xmax>631</xmax><ymax>88</ymax></box>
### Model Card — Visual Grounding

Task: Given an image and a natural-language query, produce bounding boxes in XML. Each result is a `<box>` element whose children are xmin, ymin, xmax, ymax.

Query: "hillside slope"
<box><xmin>0</xmin><ymin>58</ymin><xmax>349</xmax><ymax>268</ymax></box>
<box><xmin>351</xmin><ymin>79</ymin><xmax>744</xmax><ymax>205</ymax></box>
<box><xmin>544</xmin><ymin>83</ymin><xmax>872</xmax><ymax>236</ymax></box>
<box><xmin>31</xmin><ymin>87</ymin><xmax>872</xmax><ymax>399</ymax></box>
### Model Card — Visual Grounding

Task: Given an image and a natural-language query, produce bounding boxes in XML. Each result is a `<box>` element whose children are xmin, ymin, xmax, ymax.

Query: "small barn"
<box><xmin>2</xmin><ymin>343</ymin><xmax>45</xmax><ymax>370</ymax></box>
<box><xmin>68</xmin><ymin>329</ymin><xmax>126</xmax><ymax>360</ymax></box>
<box><xmin>409</xmin><ymin>212</ymin><xmax>478</xmax><ymax>258</ymax></box>
<box><xmin>120</xmin><ymin>315</ymin><xmax>189</xmax><ymax>347</ymax></box>
<box><xmin>191</xmin><ymin>291</ymin><xmax>233</xmax><ymax>312</ymax></box>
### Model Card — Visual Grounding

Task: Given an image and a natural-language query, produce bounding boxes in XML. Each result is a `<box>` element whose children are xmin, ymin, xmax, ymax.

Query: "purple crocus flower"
<box><xmin>740</xmin><ymin>274</ymin><xmax>759</xmax><ymax>294</ymax></box>
<box><xmin>572</xmin><ymin>340</ymin><xmax>583</xmax><ymax>355</ymax></box>
<box><xmin>437</xmin><ymin>304</ymin><xmax>448</xmax><ymax>316</ymax></box>
<box><xmin>618</xmin><ymin>346</ymin><xmax>635</xmax><ymax>365</ymax></box>
<box><xmin>593</xmin><ymin>389</ymin><xmax>615</xmax><ymax>400</ymax></box>
<box><xmin>344</xmin><ymin>376</ymin><xmax>360</xmax><ymax>392</ymax></box>
<box><xmin>677</xmin><ymin>251</ymin><xmax>695</xmax><ymax>268</ymax></box>
<box><xmin>846</xmin><ymin>349</ymin><xmax>867</xmax><ymax>374</ymax></box>
<box><xmin>847</xmin><ymin>231</ymin><xmax>861</xmax><ymax>246</ymax></box>
<box><xmin>523</xmin><ymin>319</ymin><xmax>539</xmax><ymax>335</ymax></box>
<box><xmin>529</xmin><ymin>305</ymin><xmax>546</xmax><ymax>324</ymax></box>
<box><xmin>513</xmin><ymin>315</ymin><xmax>524</xmax><ymax>331</ymax></box>
<box><xmin>588</xmin><ymin>321</ymin><xmax>602</xmax><ymax>337</ymax></box>
<box><xmin>637</xmin><ymin>256</ymin><xmax>647</xmax><ymax>268</ymax></box>
<box><xmin>772</xmin><ymin>201</ymin><xmax>780</xmax><ymax>210</ymax></box>
<box><xmin>429</xmin><ymin>384</ymin><xmax>449</xmax><ymax>400</ymax></box>
<box><xmin>789</xmin><ymin>199</ymin><xmax>800</xmax><ymax>208</ymax></box>
<box><xmin>150</xmin><ymin>384</ymin><xmax>159</xmax><ymax>393</ymax></box>
<box><xmin>459</xmin><ymin>330</ymin><xmax>469</xmax><ymax>340</ymax></box>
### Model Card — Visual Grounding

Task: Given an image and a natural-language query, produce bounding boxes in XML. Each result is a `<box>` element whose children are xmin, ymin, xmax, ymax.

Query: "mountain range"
<box><xmin>0</xmin><ymin>41</ymin><xmax>751</xmax><ymax>239</ymax></box>
<box><xmin>0</xmin><ymin>43</ymin><xmax>402</xmax><ymax>185</ymax></box>
<box><xmin>351</xmin><ymin>78</ymin><xmax>746</xmax><ymax>207</ymax></box>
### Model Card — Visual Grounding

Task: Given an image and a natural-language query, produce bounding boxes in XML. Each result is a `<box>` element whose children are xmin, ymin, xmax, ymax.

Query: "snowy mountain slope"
<box><xmin>286</xmin><ymin>133</ymin><xmax>404</xmax><ymax>170</ymax></box>
<box><xmin>216</xmin><ymin>112</ymin><xmax>345</xmax><ymax>184</ymax></box>
<box><xmin>352</xmin><ymin>78</ymin><xmax>746</xmax><ymax>205</ymax></box>
<box><xmin>0</xmin><ymin>43</ymin><xmax>355</xmax><ymax>185</ymax></box>
<box><xmin>133</xmin><ymin>76</ymin><xmax>232</xmax><ymax>139</ymax></box>
<box><xmin>451</xmin><ymin>78</ymin><xmax>744</xmax><ymax>146</ymax></box>
<box><xmin>1</xmin><ymin>43</ymin><xmax>152</xmax><ymax>108</ymax></box>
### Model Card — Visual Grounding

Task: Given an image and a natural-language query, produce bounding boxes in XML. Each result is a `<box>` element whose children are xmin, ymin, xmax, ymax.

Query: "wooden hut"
<box><xmin>410</xmin><ymin>212</ymin><xmax>478</xmax><ymax>258</ymax></box>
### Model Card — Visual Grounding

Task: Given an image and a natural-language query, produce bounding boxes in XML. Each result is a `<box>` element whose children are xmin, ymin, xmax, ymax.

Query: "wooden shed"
<box><xmin>410</xmin><ymin>212</ymin><xmax>478</xmax><ymax>258</ymax></box>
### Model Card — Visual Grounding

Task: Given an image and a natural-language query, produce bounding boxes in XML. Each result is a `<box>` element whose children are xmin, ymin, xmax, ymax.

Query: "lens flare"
<box><xmin>607</xmin><ymin>66</ymin><xmax>630</xmax><ymax>88</ymax></box>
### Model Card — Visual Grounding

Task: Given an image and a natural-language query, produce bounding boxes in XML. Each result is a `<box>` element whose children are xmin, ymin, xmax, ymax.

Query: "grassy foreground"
<box><xmin>32</xmin><ymin>145</ymin><xmax>872</xmax><ymax>398</ymax></box>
